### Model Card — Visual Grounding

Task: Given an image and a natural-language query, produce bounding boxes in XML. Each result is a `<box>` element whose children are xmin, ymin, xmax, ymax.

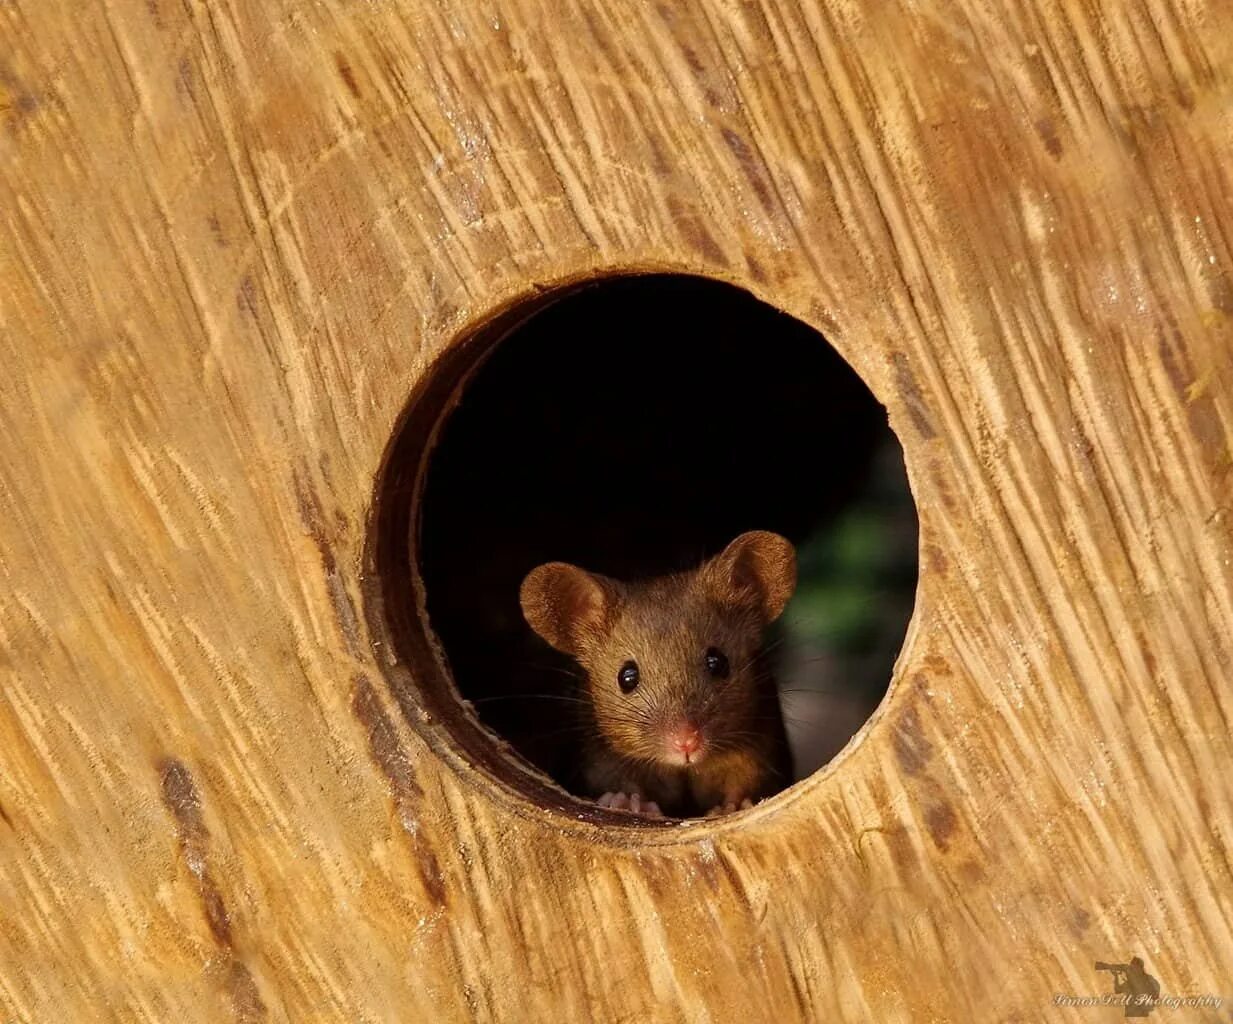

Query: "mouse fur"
<box><xmin>520</xmin><ymin>531</ymin><xmax>795</xmax><ymax>817</ymax></box>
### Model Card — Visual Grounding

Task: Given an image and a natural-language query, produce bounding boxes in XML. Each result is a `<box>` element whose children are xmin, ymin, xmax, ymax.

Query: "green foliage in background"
<box><xmin>775</xmin><ymin>433</ymin><xmax>919</xmax><ymax>699</ymax></box>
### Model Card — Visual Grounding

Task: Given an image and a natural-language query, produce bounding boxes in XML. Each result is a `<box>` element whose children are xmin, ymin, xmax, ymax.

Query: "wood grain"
<box><xmin>2</xmin><ymin>0</ymin><xmax>1231</xmax><ymax>1020</ymax></box>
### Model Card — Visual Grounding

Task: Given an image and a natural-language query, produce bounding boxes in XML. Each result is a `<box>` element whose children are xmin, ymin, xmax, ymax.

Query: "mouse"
<box><xmin>519</xmin><ymin>531</ymin><xmax>796</xmax><ymax>818</ymax></box>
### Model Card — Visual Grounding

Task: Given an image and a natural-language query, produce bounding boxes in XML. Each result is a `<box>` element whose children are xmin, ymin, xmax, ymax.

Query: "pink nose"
<box><xmin>668</xmin><ymin>724</ymin><xmax>703</xmax><ymax>757</ymax></box>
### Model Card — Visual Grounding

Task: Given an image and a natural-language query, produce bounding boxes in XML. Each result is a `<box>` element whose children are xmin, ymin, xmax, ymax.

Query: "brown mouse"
<box><xmin>519</xmin><ymin>531</ymin><xmax>796</xmax><ymax>818</ymax></box>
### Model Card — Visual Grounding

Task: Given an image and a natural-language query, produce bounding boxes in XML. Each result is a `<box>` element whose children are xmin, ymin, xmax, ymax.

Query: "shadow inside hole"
<box><xmin>416</xmin><ymin>275</ymin><xmax>918</xmax><ymax>803</ymax></box>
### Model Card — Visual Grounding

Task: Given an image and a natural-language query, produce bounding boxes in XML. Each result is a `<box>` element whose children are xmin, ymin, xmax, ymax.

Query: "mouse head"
<box><xmin>520</xmin><ymin>531</ymin><xmax>796</xmax><ymax>769</ymax></box>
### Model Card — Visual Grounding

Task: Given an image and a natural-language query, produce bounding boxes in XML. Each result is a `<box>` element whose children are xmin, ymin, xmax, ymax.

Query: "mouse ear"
<box><xmin>704</xmin><ymin>531</ymin><xmax>797</xmax><ymax>624</ymax></box>
<box><xmin>520</xmin><ymin>563</ymin><xmax>620</xmax><ymax>655</ymax></box>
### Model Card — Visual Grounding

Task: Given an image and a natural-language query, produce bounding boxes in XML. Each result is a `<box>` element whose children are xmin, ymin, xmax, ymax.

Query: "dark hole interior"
<box><xmin>414</xmin><ymin>275</ymin><xmax>917</xmax><ymax>806</ymax></box>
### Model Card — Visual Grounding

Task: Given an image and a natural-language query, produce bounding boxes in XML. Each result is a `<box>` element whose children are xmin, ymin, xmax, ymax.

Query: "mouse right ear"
<box><xmin>520</xmin><ymin>563</ymin><xmax>620</xmax><ymax>656</ymax></box>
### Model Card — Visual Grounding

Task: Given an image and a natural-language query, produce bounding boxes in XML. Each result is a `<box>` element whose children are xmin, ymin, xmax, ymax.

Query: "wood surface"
<box><xmin>2</xmin><ymin>0</ymin><xmax>1232</xmax><ymax>1020</ymax></box>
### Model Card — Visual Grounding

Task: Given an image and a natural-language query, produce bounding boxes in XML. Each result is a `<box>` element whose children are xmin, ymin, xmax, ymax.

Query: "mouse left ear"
<box><xmin>704</xmin><ymin>531</ymin><xmax>797</xmax><ymax>624</ymax></box>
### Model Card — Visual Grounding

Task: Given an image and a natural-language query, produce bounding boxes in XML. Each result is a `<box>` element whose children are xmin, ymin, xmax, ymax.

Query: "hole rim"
<box><xmin>360</xmin><ymin>266</ymin><xmax>924</xmax><ymax>845</ymax></box>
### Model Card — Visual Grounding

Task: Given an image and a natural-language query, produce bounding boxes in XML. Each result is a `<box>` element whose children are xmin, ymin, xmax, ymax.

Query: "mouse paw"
<box><xmin>705</xmin><ymin>797</ymin><xmax>754</xmax><ymax>817</ymax></box>
<box><xmin>597</xmin><ymin>791</ymin><xmax>663</xmax><ymax>818</ymax></box>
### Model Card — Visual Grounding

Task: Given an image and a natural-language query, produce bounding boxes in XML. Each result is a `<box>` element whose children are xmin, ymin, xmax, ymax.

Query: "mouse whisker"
<box><xmin>471</xmin><ymin>693</ymin><xmax>592</xmax><ymax>706</ymax></box>
<box><xmin>778</xmin><ymin>687</ymin><xmax>869</xmax><ymax>701</ymax></box>
<box><xmin>706</xmin><ymin>739</ymin><xmax>785</xmax><ymax>780</ymax></box>
<box><xmin>526</xmin><ymin>728</ymin><xmax>599</xmax><ymax>744</ymax></box>
<box><xmin>757</xmin><ymin>635</ymin><xmax>791</xmax><ymax>657</ymax></box>
<box><xmin>777</xmin><ymin>716</ymin><xmax>817</xmax><ymax>730</ymax></box>
<box><xmin>772</xmin><ymin>655</ymin><xmax>847</xmax><ymax>670</ymax></box>
<box><xmin>520</xmin><ymin>662</ymin><xmax>586</xmax><ymax>680</ymax></box>
<box><xmin>735</xmin><ymin>649</ymin><xmax>771</xmax><ymax>676</ymax></box>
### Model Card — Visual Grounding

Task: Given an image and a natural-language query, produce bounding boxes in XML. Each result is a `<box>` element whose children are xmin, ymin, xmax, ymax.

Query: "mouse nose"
<box><xmin>667</xmin><ymin>723</ymin><xmax>703</xmax><ymax>758</ymax></box>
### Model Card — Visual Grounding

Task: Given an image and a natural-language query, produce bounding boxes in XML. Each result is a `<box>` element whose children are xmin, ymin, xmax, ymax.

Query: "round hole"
<box><xmin>367</xmin><ymin>274</ymin><xmax>918</xmax><ymax>823</ymax></box>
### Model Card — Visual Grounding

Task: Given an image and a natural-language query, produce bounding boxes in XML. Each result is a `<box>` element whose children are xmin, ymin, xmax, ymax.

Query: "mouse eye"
<box><xmin>705</xmin><ymin>647</ymin><xmax>730</xmax><ymax>679</ymax></box>
<box><xmin>618</xmin><ymin>660</ymin><xmax>640</xmax><ymax>693</ymax></box>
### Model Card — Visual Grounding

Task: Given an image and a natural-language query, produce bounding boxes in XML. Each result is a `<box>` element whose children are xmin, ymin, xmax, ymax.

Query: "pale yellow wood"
<box><xmin>2</xmin><ymin>1</ymin><xmax>1231</xmax><ymax>1021</ymax></box>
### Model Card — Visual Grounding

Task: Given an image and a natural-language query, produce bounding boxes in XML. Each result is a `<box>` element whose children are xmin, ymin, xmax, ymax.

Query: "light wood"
<box><xmin>2</xmin><ymin>1</ymin><xmax>1231</xmax><ymax>1020</ymax></box>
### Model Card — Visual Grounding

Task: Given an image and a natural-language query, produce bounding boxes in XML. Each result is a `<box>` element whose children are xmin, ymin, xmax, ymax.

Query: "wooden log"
<box><xmin>1</xmin><ymin>1</ymin><xmax>1230</xmax><ymax>1020</ymax></box>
